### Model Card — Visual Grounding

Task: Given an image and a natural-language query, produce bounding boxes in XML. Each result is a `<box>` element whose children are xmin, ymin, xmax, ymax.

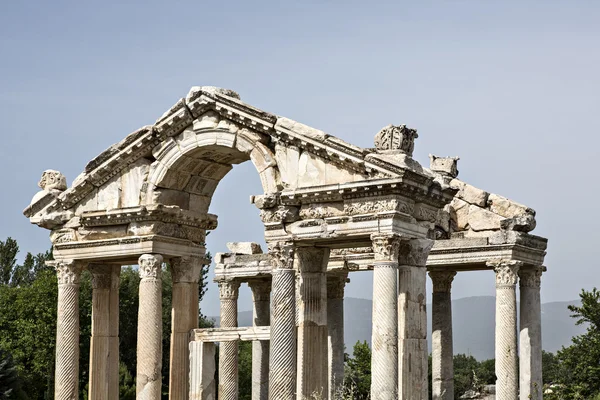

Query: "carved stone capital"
<box><xmin>170</xmin><ymin>256</ymin><xmax>204</xmax><ymax>283</ymax></box>
<box><xmin>398</xmin><ymin>238</ymin><xmax>434</xmax><ymax>267</ymax></box>
<box><xmin>89</xmin><ymin>264</ymin><xmax>119</xmax><ymax>290</ymax></box>
<box><xmin>429</xmin><ymin>270</ymin><xmax>457</xmax><ymax>293</ymax></box>
<box><xmin>138</xmin><ymin>254</ymin><xmax>163</xmax><ymax>280</ymax></box>
<box><xmin>371</xmin><ymin>233</ymin><xmax>402</xmax><ymax>262</ymax></box>
<box><xmin>217</xmin><ymin>279</ymin><xmax>241</xmax><ymax>300</ymax></box>
<box><xmin>268</xmin><ymin>241</ymin><xmax>295</xmax><ymax>270</ymax></box>
<box><xmin>53</xmin><ymin>260</ymin><xmax>83</xmax><ymax>286</ymax></box>
<box><xmin>327</xmin><ymin>274</ymin><xmax>349</xmax><ymax>299</ymax></box>
<box><xmin>488</xmin><ymin>260</ymin><xmax>522</xmax><ymax>288</ymax></box>
<box><xmin>295</xmin><ymin>247</ymin><xmax>329</xmax><ymax>273</ymax></box>
<box><xmin>519</xmin><ymin>266</ymin><xmax>543</xmax><ymax>289</ymax></box>
<box><xmin>248</xmin><ymin>279</ymin><xmax>271</xmax><ymax>302</ymax></box>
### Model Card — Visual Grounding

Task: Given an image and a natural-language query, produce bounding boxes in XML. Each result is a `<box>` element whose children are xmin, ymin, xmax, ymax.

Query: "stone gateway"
<box><xmin>24</xmin><ymin>86</ymin><xmax>547</xmax><ymax>400</ymax></box>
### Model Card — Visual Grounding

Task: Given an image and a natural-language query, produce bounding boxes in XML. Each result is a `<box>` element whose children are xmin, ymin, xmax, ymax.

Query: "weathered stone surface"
<box><xmin>451</xmin><ymin>179</ymin><xmax>489</xmax><ymax>207</ymax></box>
<box><xmin>275</xmin><ymin>117</ymin><xmax>328</xmax><ymax>141</ymax></box>
<box><xmin>450</xmin><ymin>198</ymin><xmax>470</xmax><ymax>230</ymax></box>
<box><xmin>429</xmin><ymin>154</ymin><xmax>459</xmax><ymax>178</ymax></box>
<box><xmin>226</xmin><ymin>242</ymin><xmax>263</xmax><ymax>255</ymax></box>
<box><xmin>374</xmin><ymin>124</ymin><xmax>418</xmax><ymax>156</ymax></box>
<box><xmin>468</xmin><ymin>205</ymin><xmax>505</xmax><ymax>231</ymax></box>
<box><xmin>488</xmin><ymin>193</ymin><xmax>534</xmax><ymax>218</ymax></box>
<box><xmin>500</xmin><ymin>214</ymin><xmax>536</xmax><ymax>232</ymax></box>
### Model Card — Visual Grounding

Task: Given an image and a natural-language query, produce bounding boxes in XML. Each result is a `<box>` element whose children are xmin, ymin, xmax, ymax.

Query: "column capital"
<box><xmin>247</xmin><ymin>279</ymin><xmax>271</xmax><ymax>302</ymax></box>
<box><xmin>170</xmin><ymin>256</ymin><xmax>205</xmax><ymax>283</ymax></box>
<box><xmin>429</xmin><ymin>270</ymin><xmax>457</xmax><ymax>293</ymax></box>
<box><xmin>371</xmin><ymin>233</ymin><xmax>402</xmax><ymax>262</ymax></box>
<box><xmin>138</xmin><ymin>254</ymin><xmax>163</xmax><ymax>280</ymax></box>
<box><xmin>89</xmin><ymin>264</ymin><xmax>119</xmax><ymax>290</ymax></box>
<box><xmin>267</xmin><ymin>241</ymin><xmax>295</xmax><ymax>270</ymax></box>
<box><xmin>398</xmin><ymin>238</ymin><xmax>434</xmax><ymax>266</ymax></box>
<box><xmin>216</xmin><ymin>279</ymin><xmax>241</xmax><ymax>300</ymax></box>
<box><xmin>518</xmin><ymin>266</ymin><xmax>544</xmax><ymax>288</ymax></box>
<box><xmin>488</xmin><ymin>259</ymin><xmax>522</xmax><ymax>287</ymax></box>
<box><xmin>327</xmin><ymin>274</ymin><xmax>349</xmax><ymax>299</ymax></box>
<box><xmin>51</xmin><ymin>260</ymin><xmax>83</xmax><ymax>286</ymax></box>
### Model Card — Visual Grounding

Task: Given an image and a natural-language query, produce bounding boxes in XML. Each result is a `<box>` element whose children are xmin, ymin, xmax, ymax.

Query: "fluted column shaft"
<box><xmin>370</xmin><ymin>234</ymin><xmax>400</xmax><ymax>400</ymax></box>
<box><xmin>296</xmin><ymin>247</ymin><xmax>330</xmax><ymax>400</ymax></box>
<box><xmin>170</xmin><ymin>256</ymin><xmax>204</xmax><ymax>400</ymax></box>
<box><xmin>54</xmin><ymin>260</ymin><xmax>83</xmax><ymax>400</ymax></box>
<box><xmin>429</xmin><ymin>270</ymin><xmax>457</xmax><ymax>400</ymax></box>
<box><xmin>89</xmin><ymin>265</ymin><xmax>120</xmax><ymax>400</ymax></box>
<box><xmin>398</xmin><ymin>238</ymin><xmax>432</xmax><ymax>400</ymax></box>
<box><xmin>218</xmin><ymin>279</ymin><xmax>241</xmax><ymax>400</ymax></box>
<box><xmin>248</xmin><ymin>279</ymin><xmax>271</xmax><ymax>400</ymax></box>
<box><xmin>519</xmin><ymin>267</ymin><xmax>543</xmax><ymax>400</ymax></box>
<box><xmin>490</xmin><ymin>260</ymin><xmax>521</xmax><ymax>400</ymax></box>
<box><xmin>327</xmin><ymin>274</ymin><xmax>347</xmax><ymax>400</ymax></box>
<box><xmin>137</xmin><ymin>254</ymin><xmax>164</xmax><ymax>400</ymax></box>
<box><xmin>268</xmin><ymin>242</ymin><xmax>297</xmax><ymax>400</ymax></box>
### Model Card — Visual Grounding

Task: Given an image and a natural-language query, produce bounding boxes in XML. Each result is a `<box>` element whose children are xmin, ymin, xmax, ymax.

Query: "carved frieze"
<box><xmin>299</xmin><ymin>203</ymin><xmax>342</xmax><ymax>220</ymax></box>
<box><xmin>344</xmin><ymin>198</ymin><xmax>414</xmax><ymax>216</ymax></box>
<box><xmin>138</xmin><ymin>254</ymin><xmax>163</xmax><ymax>280</ymax></box>
<box><xmin>429</xmin><ymin>270</ymin><xmax>457</xmax><ymax>293</ymax></box>
<box><xmin>260</xmin><ymin>206</ymin><xmax>299</xmax><ymax>224</ymax></box>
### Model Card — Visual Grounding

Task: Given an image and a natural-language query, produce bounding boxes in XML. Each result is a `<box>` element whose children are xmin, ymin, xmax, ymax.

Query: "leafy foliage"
<box><xmin>0</xmin><ymin>348</ymin><xmax>27</xmax><ymax>400</ymax></box>
<box><xmin>343</xmin><ymin>341</ymin><xmax>371</xmax><ymax>399</ymax></box>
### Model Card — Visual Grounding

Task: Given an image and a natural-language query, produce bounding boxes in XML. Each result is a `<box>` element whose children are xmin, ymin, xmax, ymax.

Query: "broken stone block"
<box><xmin>451</xmin><ymin>179</ymin><xmax>489</xmax><ymax>207</ymax></box>
<box><xmin>500</xmin><ymin>214</ymin><xmax>536</xmax><ymax>232</ymax></box>
<box><xmin>488</xmin><ymin>193</ymin><xmax>534</xmax><ymax>218</ymax></box>
<box><xmin>450</xmin><ymin>198</ymin><xmax>470</xmax><ymax>230</ymax></box>
<box><xmin>429</xmin><ymin>154</ymin><xmax>459</xmax><ymax>178</ymax></box>
<box><xmin>467</xmin><ymin>205</ymin><xmax>505</xmax><ymax>231</ymax></box>
<box><xmin>226</xmin><ymin>242</ymin><xmax>263</xmax><ymax>255</ymax></box>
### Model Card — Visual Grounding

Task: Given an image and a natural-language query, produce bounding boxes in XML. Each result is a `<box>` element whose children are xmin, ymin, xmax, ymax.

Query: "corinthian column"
<box><xmin>370</xmin><ymin>234</ymin><xmax>401</xmax><ymax>400</ymax></box>
<box><xmin>217</xmin><ymin>278</ymin><xmax>241</xmax><ymax>400</ymax></box>
<box><xmin>398</xmin><ymin>238</ymin><xmax>433</xmax><ymax>400</ymax></box>
<box><xmin>89</xmin><ymin>264</ymin><xmax>120</xmax><ymax>400</ymax></box>
<box><xmin>268</xmin><ymin>242</ymin><xmax>297</xmax><ymax>400</ymax></box>
<box><xmin>136</xmin><ymin>254</ymin><xmax>163</xmax><ymax>400</ymax></box>
<box><xmin>327</xmin><ymin>273</ymin><xmax>347</xmax><ymax>400</ymax></box>
<box><xmin>429</xmin><ymin>270</ymin><xmax>457</xmax><ymax>400</ymax></box>
<box><xmin>248</xmin><ymin>279</ymin><xmax>271</xmax><ymax>400</ymax></box>
<box><xmin>170</xmin><ymin>256</ymin><xmax>203</xmax><ymax>400</ymax></box>
<box><xmin>519</xmin><ymin>266</ymin><xmax>544</xmax><ymax>400</ymax></box>
<box><xmin>489</xmin><ymin>260</ymin><xmax>521</xmax><ymax>400</ymax></box>
<box><xmin>54</xmin><ymin>260</ymin><xmax>83</xmax><ymax>400</ymax></box>
<box><xmin>296</xmin><ymin>247</ymin><xmax>330</xmax><ymax>399</ymax></box>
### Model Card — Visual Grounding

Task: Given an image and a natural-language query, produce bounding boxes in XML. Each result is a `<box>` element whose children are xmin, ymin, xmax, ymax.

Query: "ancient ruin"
<box><xmin>24</xmin><ymin>86</ymin><xmax>547</xmax><ymax>400</ymax></box>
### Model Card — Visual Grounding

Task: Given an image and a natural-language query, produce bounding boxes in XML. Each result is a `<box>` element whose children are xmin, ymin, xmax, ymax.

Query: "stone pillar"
<box><xmin>295</xmin><ymin>247</ymin><xmax>330</xmax><ymax>400</ymax></box>
<box><xmin>217</xmin><ymin>278</ymin><xmax>241</xmax><ymax>400</ymax></box>
<box><xmin>54</xmin><ymin>260</ymin><xmax>83</xmax><ymax>400</ymax></box>
<box><xmin>519</xmin><ymin>266</ymin><xmax>544</xmax><ymax>400</ymax></box>
<box><xmin>189</xmin><ymin>341</ymin><xmax>216</xmax><ymax>400</ymax></box>
<box><xmin>490</xmin><ymin>260</ymin><xmax>521</xmax><ymax>400</ymax></box>
<box><xmin>398</xmin><ymin>238</ymin><xmax>433</xmax><ymax>400</ymax></box>
<box><xmin>327</xmin><ymin>274</ymin><xmax>347</xmax><ymax>400</ymax></box>
<box><xmin>370</xmin><ymin>234</ymin><xmax>401</xmax><ymax>400</ymax></box>
<box><xmin>170</xmin><ymin>256</ymin><xmax>203</xmax><ymax>400</ymax></box>
<box><xmin>89</xmin><ymin>264</ymin><xmax>120</xmax><ymax>400</ymax></box>
<box><xmin>137</xmin><ymin>254</ymin><xmax>164</xmax><ymax>399</ymax></box>
<box><xmin>248</xmin><ymin>279</ymin><xmax>271</xmax><ymax>400</ymax></box>
<box><xmin>268</xmin><ymin>242</ymin><xmax>297</xmax><ymax>400</ymax></box>
<box><xmin>429</xmin><ymin>270</ymin><xmax>457</xmax><ymax>400</ymax></box>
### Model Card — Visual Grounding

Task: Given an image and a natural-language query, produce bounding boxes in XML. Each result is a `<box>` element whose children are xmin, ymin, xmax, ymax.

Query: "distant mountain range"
<box><xmin>209</xmin><ymin>296</ymin><xmax>585</xmax><ymax>360</ymax></box>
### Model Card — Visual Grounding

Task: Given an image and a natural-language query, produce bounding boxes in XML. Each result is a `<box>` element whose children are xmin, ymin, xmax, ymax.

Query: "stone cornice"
<box><xmin>80</xmin><ymin>205</ymin><xmax>218</xmax><ymax>230</ymax></box>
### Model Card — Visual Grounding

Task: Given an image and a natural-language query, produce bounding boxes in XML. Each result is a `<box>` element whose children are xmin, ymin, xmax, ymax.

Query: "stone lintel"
<box><xmin>192</xmin><ymin>327</ymin><xmax>271</xmax><ymax>342</ymax></box>
<box><xmin>53</xmin><ymin>235</ymin><xmax>205</xmax><ymax>264</ymax></box>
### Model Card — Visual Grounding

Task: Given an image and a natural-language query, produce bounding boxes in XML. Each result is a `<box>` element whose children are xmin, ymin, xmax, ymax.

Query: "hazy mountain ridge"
<box><xmin>211</xmin><ymin>296</ymin><xmax>585</xmax><ymax>360</ymax></box>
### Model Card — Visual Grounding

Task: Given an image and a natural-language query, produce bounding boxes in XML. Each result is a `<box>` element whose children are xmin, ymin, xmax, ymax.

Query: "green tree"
<box><xmin>0</xmin><ymin>348</ymin><xmax>27</xmax><ymax>400</ymax></box>
<box><xmin>552</xmin><ymin>288</ymin><xmax>600</xmax><ymax>399</ymax></box>
<box><xmin>0</xmin><ymin>238</ymin><xmax>18</xmax><ymax>285</ymax></box>
<box><xmin>344</xmin><ymin>341</ymin><xmax>371</xmax><ymax>399</ymax></box>
<box><xmin>238</xmin><ymin>341</ymin><xmax>253</xmax><ymax>400</ymax></box>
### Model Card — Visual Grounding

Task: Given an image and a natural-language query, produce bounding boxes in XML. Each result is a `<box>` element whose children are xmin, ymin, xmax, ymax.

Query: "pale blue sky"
<box><xmin>1</xmin><ymin>1</ymin><xmax>598</xmax><ymax>316</ymax></box>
